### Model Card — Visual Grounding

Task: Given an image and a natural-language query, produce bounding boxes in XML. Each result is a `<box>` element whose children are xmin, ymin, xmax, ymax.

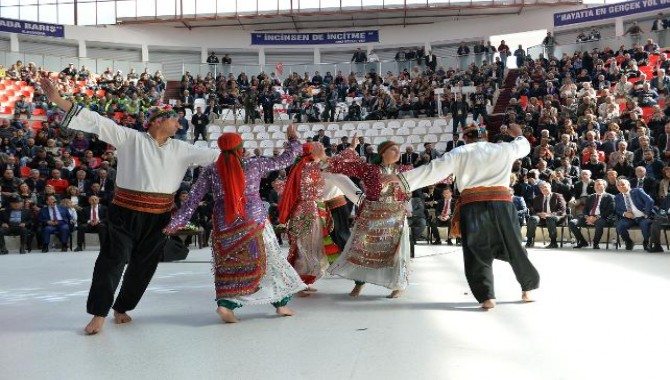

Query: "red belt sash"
<box><xmin>451</xmin><ymin>186</ymin><xmax>511</xmax><ymax>237</ymax></box>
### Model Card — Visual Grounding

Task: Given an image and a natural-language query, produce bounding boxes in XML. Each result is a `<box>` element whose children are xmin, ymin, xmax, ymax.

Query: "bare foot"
<box><xmin>113</xmin><ymin>311</ymin><xmax>132</xmax><ymax>324</ymax></box>
<box><xmin>216</xmin><ymin>307</ymin><xmax>240</xmax><ymax>323</ymax></box>
<box><xmin>386</xmin><ymin>290</ymin><xmax>403</xmax><ymax>299</ymax></box>
<box><xmin>297</xmin><ymin>290</ymin><xmax>312</xmax><ymax>297</ymax></box>
<box><xmin>522</xmin><ymin>291</ymin><xmax>535</xmax><ymax>303</ymax></box>
<box><xmin>305</xmin><ymin>286</ymin><xmax>318</xmax><ymax>292</ymax></box>
<box><xmin>276</xmin><ymin>306</ymin><xmax>296</xmax><ymax>317</ymax></box>
<box><xmin>84</xmin><ymin>316</ymin><xmax>105</xmax><ymax>335</ymax></box>
<box><xmin>481</xmin><ymin>299</ymin><xmax>496</xmax><ymax>310</ymax></box>
<box><xmin>349</xmin><ymin>284</ymin><xmax>364</xmax><ymax>297</ymax></box>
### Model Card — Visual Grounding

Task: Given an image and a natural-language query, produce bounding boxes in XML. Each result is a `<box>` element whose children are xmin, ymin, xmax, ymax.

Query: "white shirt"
<box><xmin>322</xmin><ymin>173</ymin><xmax>362</xmax><ymax>204</ymax></box>
<box><xmin>622</xmin><ymin>191</ymin><xmax>645</xmax><ymax>218</ymax></box>
<box><xmin>400</xmin><ymin>137</ymin><xmax>530</xmax><ymax>192</ymax></box>
<box><xmin>65</xmin><ymin>108</ymin><xmax>219</xmax><ymax>194</ymax></box>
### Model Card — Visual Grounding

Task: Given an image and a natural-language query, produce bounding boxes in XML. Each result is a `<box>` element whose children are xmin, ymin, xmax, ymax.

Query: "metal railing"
<box><xmin>0</xmin><ymin>51</ymin><xmax>163</xmax><ymax>78</ymax></box>
<box><xmin>526</xmin><ymin>29</ymin><xmax>669</xmax><ymax>61</ymax></box>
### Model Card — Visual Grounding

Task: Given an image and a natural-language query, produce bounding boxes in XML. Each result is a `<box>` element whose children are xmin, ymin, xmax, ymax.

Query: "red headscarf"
<box><xmin>278</xmin><ymin>142</ymin><xmax>315</xmax><ymax>224</ymax></box>
<box><xmin>216</xmin><ymin>133</ymin><xmax>246</xmax><ymax>224</ymax></box>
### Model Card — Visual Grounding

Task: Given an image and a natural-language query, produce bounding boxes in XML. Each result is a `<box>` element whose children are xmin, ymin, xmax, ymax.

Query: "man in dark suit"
<box><xmin>400</xmin><ymin>146</ymin><xmax>419</xmax><ymax>166</ymax></box>
<box><xmin>70</xmin><ymin>169</ymin><xmax>92</xmax><ymax>196</ymax></box>
<box><xmin>355</xmin><ymin>136</ymin><xmax>370</xmax><ymax>157</ymax></box>
<box><xmin>180</xmin><ymin>90</ymin><xmax>194</xmax><ymax>112</ymax></box>
<box><xmin>446</xmin><ymin>134</ymin><xmax>465</xmax><ymax>152</ymax></box>
<box><xmin>336</xmin><ymin>136</ymin><xmax>350</xmax><ymax>153</ymax></box>
<box><xmin>655</xmin><ymin>122</ymin><xmax>670</xmax><ymax>163</ymax></box>
<box><xmin>38</xmin><ymin>195</ymin><xmax>73</xmax><ymax>252</ymax></box>
<box><xmin>639</xmin><ymin>150</ymin><xmax>665</xmax><ymax>181</ymax></box>
<box><xmin>191</xmin><ymin>106</ymin><xmax>209</xmax><ymax>143</ymax></box>
<box><xmin>0</xmin><ymin>196</ymin><xmax>32</xmax><ymax>254</ymax></box>
<box><xmin>429</xmin><ymin>187</ymin><xmax>456</xmax><ymax>245</ymax></box>
<box><xmin>526</xmin><ymin>181</ymin><xmax>567</xmax><ymax>248</ymax></box>
<box><xmin>568</xmin><ymin>179</ymin><xmax>616</xmax><ymax>249</ymax></box>
<box><xmin>570</xmin><ymin>170</ymin><xmax>595</xmax><ymax>216</ymax></box>
<box><xmin>74</xmin><ymin>195</ymin><xmax>107</xmax><ymax>252</ymax></box>
<box><xmin>316</xmin><ymin>130</ymin><xmax>331</xmax><ymax>155</ymax></box>
<box><xmin>614</xmin><ymin>178</ymin><xmax>654</xmax><ymax>250</ymax></box>
<box><xmin>93</xmin><ymin>169</ymin><xmax>115</xmax><ymax>195</ymax></box>
<box><xmin>629</xmin><ymin>166</ymin><xmax>658</xmax><ymax>200</ymax></box>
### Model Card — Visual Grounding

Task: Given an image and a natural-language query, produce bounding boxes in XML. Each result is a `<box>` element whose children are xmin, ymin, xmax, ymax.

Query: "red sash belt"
<box><xmin>451</xmin><ymin>186</ymin><xmax>511</xmax><ymax>237</ymax></box>
<box><xmin>112</xmin><ymin>187</ymin><xmax>175</xmax><ymax>214</ymax></box>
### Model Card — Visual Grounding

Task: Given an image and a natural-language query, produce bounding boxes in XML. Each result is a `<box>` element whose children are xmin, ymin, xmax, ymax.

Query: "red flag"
<box><xmin>275</xmin><ymin>61</ymin><xmax>284</xmax><ymax>75</ymax></box>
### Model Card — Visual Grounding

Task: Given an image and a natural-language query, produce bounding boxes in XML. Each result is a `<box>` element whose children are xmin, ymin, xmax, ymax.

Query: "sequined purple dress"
<box><xmin>166</xmin><ymin>140</ymin><xmax>306</xmax><ymax>306</ymax></box>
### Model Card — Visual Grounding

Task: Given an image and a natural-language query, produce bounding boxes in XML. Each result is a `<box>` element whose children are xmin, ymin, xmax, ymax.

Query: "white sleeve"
<box><xmin>62</xmin><ymin>106</ymin><xmax>133</xmax><ymax>148</ymax></box>
<box><xmin>323</xmin><ymin>173</ymin><xmax>363</xmax><ymax>204</ymax></box>
<box><xmin>398</xmin><ymin>151</ymin><xmax>457</xmax><ymax>193</ymax></box>
<box><xmin>181</xmin><ymin>143</ymin><xmax>220</xmax><ymax>166</ymax></box>
<box><xmin>508</xmin><ymin>136</ymin><xmax>531</xmax><ymax>159</ymax></box>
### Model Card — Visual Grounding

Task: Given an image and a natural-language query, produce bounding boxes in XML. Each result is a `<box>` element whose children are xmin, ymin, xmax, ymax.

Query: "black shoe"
<box><xmin>19</xmin><ymin>247</ymin><xmax>26</xmax><ymax>254</ymax></box>
<box><xmin>0</xmin><ymin>249</ymin><xmax>8</xmax><ymax>255</ymax></box>
<box><xmin>74</xmin><ymin>246</ymin><xmax>83</xmax><ymax>252</ymax></box>
<box><xmin>546</xmin><ymin>242</ymin><xmax>559</xmax><ymax>249</ymax></box>
<box><xmin>41</xmin><ymin>245</ymin><xmax>49</xmax><ymax>253</ymax></box>
<box><xmin>525</xmin><ymin>239</ymin><xmax>534</xmax><ymax>248</ymax></box>
<box><xmin>61</xmin><ymin>246</ymin><xmax>68</xmax><ymax>252</ymax></box>
<box><xmin>592</xmin><ymin>244</ymin><xmax>600</xmax><ymax>250</ymax></box>
<box><xmin>642</xmin><ymin>240</ymin><xmax>649</xmax><ymax>251</ymax></box>
<box><xmin>455</xmin><ymin>238</ymin><xmax>461</xmax><ymax>245</ymax></box>
<box><xmin>625</xmin><ymin>240</ymin><xmax>634</xmax><ymax>251</ymax></box>
<box><xmin>432</xmin><ymin>240</ymin><xmax>442</xmax><ymax>245</ymax></box>
<box><xmin>445</xmin><ymin>239</ymin><xmax>453</xmax><ymax>245</ymax></box>
<box><xmin>574</xmin><ymin>240</ymin><xmax>589</xmax><ymax>249</ymax></box>
<box><xmin>647</xmin><ymin>244</ymin><xmax>664</xmax><ymax>253</ymax></box>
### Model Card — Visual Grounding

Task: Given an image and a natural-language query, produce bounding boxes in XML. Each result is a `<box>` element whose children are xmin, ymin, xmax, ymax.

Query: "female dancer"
<box><xmin>279</xmin><ymin>142</ymin><xmax>339</xmax><ymax>296</ymax></box>
<box><xmin>165</xmin><ymin>129</ymin><xmax>306</xmax><ymax>323</ymax></box>
<box><xmin>321</xmin><ymin>136</ymin><xmax>413</xmax><ymax>298</ymax></box>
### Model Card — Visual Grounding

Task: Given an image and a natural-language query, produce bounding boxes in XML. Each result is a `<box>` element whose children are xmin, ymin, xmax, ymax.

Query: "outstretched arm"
<box><xmin>164</xmin><ymin>166</ymin><xmax>213</xmax><ymax>234</ymax></box>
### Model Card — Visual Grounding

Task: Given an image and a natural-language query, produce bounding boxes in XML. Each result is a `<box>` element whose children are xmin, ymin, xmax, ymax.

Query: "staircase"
<box><xmin>487</xmin><ymin>69</ymin><xmax>519</xmax><ymax>139</ymax></box>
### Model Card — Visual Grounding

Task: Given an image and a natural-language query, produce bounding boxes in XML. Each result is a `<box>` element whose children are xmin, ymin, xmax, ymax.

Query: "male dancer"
<box><xmin>384</xmin><ymin>124</ymin><xmax>539</xmax><ymax>310</ymax></box>
<box><xmin>41</xmin><ymin>78</ymin><xmax>220</xmax><ymax>334</ymax></box>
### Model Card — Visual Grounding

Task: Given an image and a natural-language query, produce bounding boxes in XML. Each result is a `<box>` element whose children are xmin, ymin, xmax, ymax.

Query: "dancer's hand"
<box><xmin>312</xmin><ymin>143</ymin><xmax>327</xmax><ymax>161</ymax></box>
<box><xmin>350</xmin><ymin>132</ymin><xmax>359</xmax><ymax>150</ymax></box>
<box><xmin>286</xmin><ymin>124</ymin><xmax>299</xmax><ymax>140</ymax></box>
<box><xmin>40</xmin><ymin>78</ymin><xmax>71</xmax><ymax>111</ymax></box>
<box><xmin>381</xmin><ymin>174</ymin><xmax>400</xmax><ymax>186</ymax></box>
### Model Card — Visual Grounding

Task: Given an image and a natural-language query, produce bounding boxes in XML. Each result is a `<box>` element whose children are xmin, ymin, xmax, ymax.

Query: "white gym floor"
<box><xmin>1</xmin><ymin>243</ymin><xmax>668</xmax><ymax>380</ymax></box>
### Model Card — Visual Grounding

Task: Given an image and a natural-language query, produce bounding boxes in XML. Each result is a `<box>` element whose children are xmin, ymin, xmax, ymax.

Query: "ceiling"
<box><xmin>117</xmin><ymin>2</ymin><xmax>582</xmax><ymax>31</ymax></box>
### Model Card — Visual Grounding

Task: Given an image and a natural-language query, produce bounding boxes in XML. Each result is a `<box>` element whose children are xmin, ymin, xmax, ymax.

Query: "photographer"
<box><xmin>344</xmin><ymin>101</ymin><xmax>362</xmax><ymax>121</ymax></box>
<box><xmin>321</xmin><ymin>84</ymin><xmax>338</xmax><ymax>122</ymax></box>
<box><xmin>242</xmin><ymin>88</ymin><xmax>258</xmax><ymax>124</ymax></box>
<box><xmin>304</xmin><ymin>100</ymin><xmax>320</xmax><ymax>122</ymax></box>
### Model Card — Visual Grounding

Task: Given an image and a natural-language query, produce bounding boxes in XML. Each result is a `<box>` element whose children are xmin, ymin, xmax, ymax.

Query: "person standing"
<box><xmin>542</xmin><ymin>32</ymin><xmax>558</xmax><ymax>59</ymax></box>
<box><xmin>514</xmin><ymin>45</ymin><xmax>526</xmax><ymax>69</ymax></box>
<box><xmin>498</xmin><ymin>40</ymin><xmax>511</xmax><ymax>68</ymax></box>
<box><xmin>191</xmin><ymin>106</ymin><xmax>209</xmax><ymax>142</ymax></box>
<box><xmin>165</xmin><ymin>130</ymin><xmax>305</xmax><ymax>323</ymax></box>
<box><xmin>41</xmin><ymin>78</ymin><xmax>221</xmax><ymax>335</ymax></box>
<box><xmin>384</xmin><ymin>124</ymin><xmax>539</xmax><ymax>310</ymax></box>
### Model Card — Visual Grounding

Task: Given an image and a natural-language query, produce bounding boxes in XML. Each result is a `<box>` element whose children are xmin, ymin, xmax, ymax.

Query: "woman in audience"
<box><xmin>321</xmin><ymin>137</ymin><xmax>413</xmax><ymax>298</ymax></box>
<box><xmin>165</xmin><ymin>128</ymin><xmax>306</xmax><ymax>324</ymax></box>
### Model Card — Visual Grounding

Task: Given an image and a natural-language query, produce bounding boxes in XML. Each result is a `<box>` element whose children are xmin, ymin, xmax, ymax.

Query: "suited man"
<box><xmin>93</xmin><ymin>169</ymin><xmax>115</xmax><ymax>195</ymax></box>
<box><xmin>429</xmin><ymin>187</ymin><xmax>456</xmax><ymax>245</ymax></box>
<box><xmin>355</xmin><ymin>136</ymin><xmax>370</xmax><ymax>157</ymax></box>
<box><xmin>639</xmin><ymin>150</ymin><xmax>665</xmax><ymax>181</ymax></box>
<box><xmin>401</xmin><ymin>146</ymin><xmax>419</xmax><ymax>167</ymax></box>
<box><xmin>569</xmin><ymin>170</ymin><xmax>595</xmax><ymax>216</ymax></box>
<box><xmin>615</xmin><ymin>178</ymin><xmax>655</xmax><ymax>250</ymax></box>
<box><xmin>0</xmin><ymin>156</ymin><xmax>21</xmax><ymax>178</ymax></box>
<box><xmin>511</xmin><ymin>187</ymin><xmax>529</xmax><ymax>226</ymax></box>
<box><xmin>69</xmin><ymin>169</ymin><xmax>92</xmax><ymax>196</ymax></box>
<box><xmin>629</xmin><ymin>166</ymin><xmax>658</xmax><ymax>200</ymax></box>
<box><xmin>446</xmin><ymin>134</ymin><xmax>465</xmax><ymax>152</ymax></box>
<box><xmin>336</xmin><ymin>136</ymin><xmax>350</xmax><ymax>153</ymax></box>
<box><xmin>38</xmin><ymin>195</ymin><xmax>73</xmax><ymax>252</ymax></box>
<box><xmin>74</xmin><ymin>195</ymin><xmax>107</xmax><ymax>252</ymax></box>
<box><xmin>0</xmin><ymin>196</ymin><xmax>33</xmax><ymax>254</ymax></box>
<box><xmin>180</xmin><ymin>90</ymin><xmax>194</xmax><ymax>112</ymax></box>
<box><xmin>569</xmin><ymin>179</ymin><xmax>616</xmax><ymax>249</ymax></box>
<box><xmin>656</xmin><ymin>122</ymin><xmax>670</xmax><ymax>163</ymax></box>
<box><xmin>191</xmin><ymin>107</ymin><xmax>209</xmax><ymax>142</ymax></box>
<box><xmin>526</xmin><ymin>181</ymin><xmax>567</xmax><ymax>248</ymax></box>
<box><xmin>316</xmin><ymin>130</ymin><xmax>331</xmax><ymax>155</ymax></box>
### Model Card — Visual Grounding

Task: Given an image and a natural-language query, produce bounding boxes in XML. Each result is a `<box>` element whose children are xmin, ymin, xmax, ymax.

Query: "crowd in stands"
<box><xmin>1</xmin><ymin>27</ymin><xmax>670</xmax><ymax>254</ymax></box>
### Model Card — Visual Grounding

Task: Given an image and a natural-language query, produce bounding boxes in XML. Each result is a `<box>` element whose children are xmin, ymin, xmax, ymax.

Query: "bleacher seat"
<box><xmin>414</xmin><ymin>126</ymin><xmax>428</xmax><ymax>134</ymax></box>
<box><xmin>356</xmin><ymin>122</ymin><xmax>370</xmax><ymax>130</ymax></box>
<box><xmin>407</xmin><ymin>135</ymin><xmax>421</xmax><ymax>144</ymax></box>
<box><xmin>209</xmin><ymin>141</ymin><xmax>218</xmax><ymax>148</ymax></box>
<box><xmin>424</xmin><ymin>134</ymin><xmax>438</xmax><ymax>143</ymax></box>
<box><xmin>342</xmin><ymin>123</ymin><xmax>356</xmax><ymax>131</ymax></box>
<box><xmin>238</xmin><ymin>125</ymin><xmax>251</xmax><ymax>133</ymax></box>
<box><xmin>365</xmin><ymin>129</ymin><xmax>379</xmax><ymax>137</ymax></box>
<box><xmin>263</xmin><ymin>148</ymin><xmax>274</xmax><ymax>156</ymax></box>
<box><xmin>435</xmin><ymin>142</ymin><xmax>447</xmax><ymax>152</ymax></box>
<box><xmin>271</xmin><ymin>131</ymin><xmax>284</xmax><ymax>139</ymax></box>
<box><xmin>372</xmin><ymin>121</ymin><xmax>385</xmax><ymax>129</ymax></box>
<box><xmin>387</xmin><ymin>120</ymin><xmax>400</xmax><ymax>129</ymax></box>
<box><xmin>433</xmin><ymin>119</ymin><xmax>447</xmax><ymax>128</ymax></box>
<box><xmin>373</xmin><ymin>136</ymin><xmax>386</xmax><ymax>144</ymax></box>
<box><xmin>275</xmin><ymin>140</ymin><xmax>285</xmax><ymax>148</ymax></box>
<box><xmin>390</xmin><ymin>136</ymin><xmax>405</xmax><ymax>144</ymax></box>
<box><xmin>267</xmin><ymin>125</ymin><xmax>281</xmax><ymax>133</ymax></box>
<box><xmin>252</xmin><ymin>125</ymin><xmax>265</xmax><ymax>133</ymax></box>
<box><xmin>297</xmin><ymin>124</ymin><xmax>311</xmax><ymax>132</ymax></box>
<box><xmin>428</xmin><ymin>125</ymin><xmax>443</xmax><ymax>134</ymax></box>
<box><xmin>222</xmin><ymin>125</ymin><xmax>236</xmax><ymax>132</ymax></box>
<box><xmin>326</xmin><ymin>124</ymin><xmax>339</xmax><ymax>132</ymax></box>
<box><xmin>244</xmin><ymin>140</ymin><xmax>258</xmax><ymax>148</ymax></box>
<box><xmin>207</xmin><ymin>125</ymin><xmax>221</xmax><ymax>134</ymax></box>
<box><xmin>241</xmin><ymin>132</ymin><xmax>254</xmax><ymax>140</ymax></box>
<box><xmin>402</xmin><ymin>120</ymin><xmax>416</xmax><ymax>129</ymax></box>
<box><xmin>418</xmin><ymin>120</ymin><xmax>432</xmax><ymax>128</ymax></box>
<box><xmin>209</xmin><ymin>132</ymin><xmax>222</xmax><ymax>141</ymax></box>
<box><xmin>380</xmin><ymin>128</ymin><xmax>394</xmax><ymax>136</ymax></box>
<box><xmin>334</xmin><ymin>130</ymin><xmax>348</xmax><ymax>138</ymax></box>
<box><xmin>396</xmin><ymin>127</ymin><xmax>411</xmax><ymax>136</ymax></box>
<box><xmin>194</xmin><ymin>140</ymin><xmax>209</xmax><ymax>148</ymax></box>
<box><xmin>260</xmin><ymin>140</ymin><xmax>273</xmax><ymax>148</ymax></box>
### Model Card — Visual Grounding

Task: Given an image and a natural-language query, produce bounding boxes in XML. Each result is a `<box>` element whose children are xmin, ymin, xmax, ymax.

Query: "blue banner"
<box><xmin>554</xmin><ymin>0</ymin><xmax>670</xmax><ymax>27</ymax></box>
<box><xmin>251</xmin><ymin>30</ymin><xmax>379</xmax><ymax>45</ymax></box>
<box><xmin>0</xmin><ymin>17</ymin><xmax>64</xmax><ymax>38</ymax></box>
